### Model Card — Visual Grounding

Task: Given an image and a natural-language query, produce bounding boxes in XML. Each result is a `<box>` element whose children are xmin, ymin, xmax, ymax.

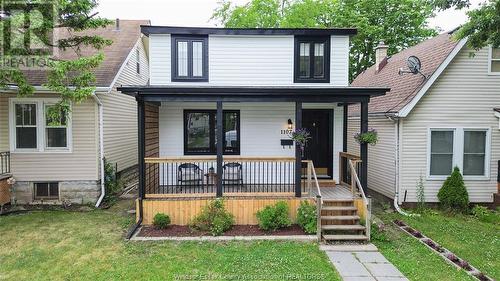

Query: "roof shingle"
<box><xmin>350</xmin><ymin>32</ymin><xmax>460</xmax><ymax>116</ymax></box>
<box><xmin>21</xmin><ymin>19</ymin><xmax>149</xmax><ymax>87</ymax></box>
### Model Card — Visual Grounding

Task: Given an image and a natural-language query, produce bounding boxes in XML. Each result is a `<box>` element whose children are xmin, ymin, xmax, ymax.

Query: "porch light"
<box><xmin>287</xmin><ymin>119</ymin><xmax>293</xmax><ymax>130</ymax></box>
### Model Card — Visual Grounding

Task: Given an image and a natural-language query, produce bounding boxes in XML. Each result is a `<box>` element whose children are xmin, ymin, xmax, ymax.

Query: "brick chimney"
<box><xmin>375</xmin><ymin>41</ymin><xmax>388</xmax><ymax>73</ymax></box>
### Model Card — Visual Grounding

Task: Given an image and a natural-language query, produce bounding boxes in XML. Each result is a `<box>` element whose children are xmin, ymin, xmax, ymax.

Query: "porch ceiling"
<box><xmin>117</xmin><ymin>85</ymin><xmax>389</xmax><ymax>103</ymax></box>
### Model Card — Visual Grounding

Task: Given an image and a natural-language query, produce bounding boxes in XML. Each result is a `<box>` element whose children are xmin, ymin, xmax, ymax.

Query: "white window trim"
<box><xmin>9</xmin><ymin>98</ymin><xmax>72</xmax><ymax>153</ymax></box>
<box><xmin>488</xmin><ymin>46</ymin><xmax>500</xmax><ymax>76</ymax></box>
<box><xmin>427</xmin><ymin>127</ymin><xmax>491</xmax><ymax>181</ymax></box>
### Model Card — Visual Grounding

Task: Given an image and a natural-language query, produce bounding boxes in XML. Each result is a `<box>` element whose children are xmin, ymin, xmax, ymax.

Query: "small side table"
<box><xmin>205</xmin><ymin>172</ymin><xmax>218</xmax><ymax>186</ymax></box>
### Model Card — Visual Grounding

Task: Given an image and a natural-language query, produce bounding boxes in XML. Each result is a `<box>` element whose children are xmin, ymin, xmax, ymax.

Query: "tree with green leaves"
<box><xmin>435</xmin><ymin>0</ymin><xmax>499</xmax><ymax>50</ymax></box>
<box><xmin>0</xmin><ymin>0</ymin><xmax>112</xmax><ymax>119</ymax></box>
<box><xmin>212</xmin><ymin>0</ymin><xmax>437</xmax><ymax>81</ymax></box>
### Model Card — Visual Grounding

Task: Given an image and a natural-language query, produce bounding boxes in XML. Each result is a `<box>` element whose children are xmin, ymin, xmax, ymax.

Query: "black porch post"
<box><xmin>216</xmin><ymin>101</ymin><xmax>223</xmax><ymax>197</ymax></box>
<box><xmin>137</xmin><ymin>98</ymin><xmax>146</xmax><ymax>200</ymax></box>
<box><xmin>137</xmin><ymin>97</ymin><xmax>146</xmax><ymax>224</ymax></box>
<box><xmin>343</xmin><ymin>104</ymin><xmax>348</xmax><ymax>152</ymax></box>
<box><xmin>295</xmin><ymin>101</ymin><xmax>302</xmax><ymax>198</ymax></box>
<box><xmin>360</xmin><ymin>100</ymin><xmax>368</xmax><ymax>192</ymax></box>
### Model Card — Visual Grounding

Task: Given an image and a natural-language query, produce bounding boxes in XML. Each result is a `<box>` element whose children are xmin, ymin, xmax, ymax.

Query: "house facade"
<box><xmin>119</xmin><ymin>26</ymin><xmax>389</xmax><ymax>241</ymax></box>
<box><xmin>349</xmin><ymin>31</ymin><xmax>500</xmax><ymax>207</ymax></box>
<box><xmin>0</xmin><ymin>20</ymin><xmax>149</xmax><ymax>205</ymax></box>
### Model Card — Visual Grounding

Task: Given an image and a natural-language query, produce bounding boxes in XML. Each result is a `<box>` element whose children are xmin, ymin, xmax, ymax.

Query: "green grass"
<box><xmin>401</xmin><ymin>210</ymin><xmax>499</xmax><ymax>279</ymax></box>
<box><xmin>373</xmin><ymin>207</ymin><xmax>499</xmax><ymax>281</ymax></box>
<box><xmin>0</xmin><ymin>201</ymin><xmax>339</xmax><ymax>281</ymax></box>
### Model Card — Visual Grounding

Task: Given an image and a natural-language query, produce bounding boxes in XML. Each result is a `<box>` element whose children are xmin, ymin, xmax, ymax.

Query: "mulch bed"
<box><xmin>138</xmin><ymin>224</ymin><xmax>307</xmax><ymax>237</ymax></box>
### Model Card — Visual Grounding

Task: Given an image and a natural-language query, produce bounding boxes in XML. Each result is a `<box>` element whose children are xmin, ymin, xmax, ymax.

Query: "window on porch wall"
<box><xmin>184</xmin><ymin>110</ymin><xmax>240</xmax><ymax>155</ymax></box>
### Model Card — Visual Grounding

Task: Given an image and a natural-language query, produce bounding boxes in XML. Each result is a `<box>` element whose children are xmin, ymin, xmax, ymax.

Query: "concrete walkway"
<box><xmin>322</xmin><ymin>245</ymin><xmax>409</xmax><ymax>281</ymax></box>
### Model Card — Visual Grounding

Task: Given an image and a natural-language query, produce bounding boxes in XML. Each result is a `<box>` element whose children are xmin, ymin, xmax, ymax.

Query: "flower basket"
<box><xmin>354</xmin><ymin>128</ymin><xmax>378</xmax><ymax>146</ymax></box>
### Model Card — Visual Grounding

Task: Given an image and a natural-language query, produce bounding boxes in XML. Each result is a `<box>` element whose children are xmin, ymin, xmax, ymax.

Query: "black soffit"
<box><xmin>141</xmin><ymin>25</ymin><xmax>358</xmax><ymax>36</ymax></box>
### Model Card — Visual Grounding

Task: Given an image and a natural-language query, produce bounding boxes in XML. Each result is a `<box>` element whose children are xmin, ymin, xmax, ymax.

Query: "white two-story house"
<box><xmin>118</xmin><ymin>26</ymin><xmax>389</xmax><ymax>242</ymax></box>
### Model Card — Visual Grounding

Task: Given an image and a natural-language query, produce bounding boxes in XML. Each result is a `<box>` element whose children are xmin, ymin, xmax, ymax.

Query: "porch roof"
<box><xmin>117</xmin><ymin>85</ymin><xmax>389</xmax><ymax>103</ymax></box>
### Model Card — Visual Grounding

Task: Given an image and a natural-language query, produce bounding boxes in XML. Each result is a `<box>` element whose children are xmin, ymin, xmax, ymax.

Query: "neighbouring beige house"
<box><xmin>348</xmin><ymin>31</ymin><xmax>500</xmax><ymax>207</ymax></box>
<box><xmin>0</xmin><ymin>20</ymin><xmax>150</xmax><ymax>205</ymax></box>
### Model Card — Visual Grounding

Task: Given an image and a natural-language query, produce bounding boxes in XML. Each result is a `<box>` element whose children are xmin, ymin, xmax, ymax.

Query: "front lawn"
<box><xmin>0</xmin><ymin>201</ymin><xmax>339</xmax><ymax>281</ymax></box>
<box><xmin>374</xmin><ymin>207</ymin><xmax>499</xmax><ymax>281</ymax></box>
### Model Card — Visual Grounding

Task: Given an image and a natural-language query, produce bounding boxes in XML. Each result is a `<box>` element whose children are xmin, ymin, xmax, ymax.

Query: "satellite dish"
<box><xmin>407</xmin><ymin>56</ymin><xmax>421</xmax><ymax>74</ymax></box>
<box><xmin>398</xmin><ymin>55</ymin><xmax>426</xmax><ymax>78</ymax></box>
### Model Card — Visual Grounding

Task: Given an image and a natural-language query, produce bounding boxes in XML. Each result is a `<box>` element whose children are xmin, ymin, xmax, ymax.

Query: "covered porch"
<box><xmin>118</xmin><ymin>85</ymin><xmax>387</xmax><ymax>231</ymax></box>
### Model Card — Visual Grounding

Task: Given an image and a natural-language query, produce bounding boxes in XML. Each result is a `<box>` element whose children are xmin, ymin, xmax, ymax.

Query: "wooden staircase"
<box><xmin>319</xmin><ymin>199</ymin><xmax>369</xmax><ymax>242</ymax></box>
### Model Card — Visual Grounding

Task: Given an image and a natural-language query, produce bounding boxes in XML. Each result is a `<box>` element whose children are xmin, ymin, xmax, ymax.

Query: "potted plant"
<box><xmin>289</xmin><ymin>128</ymin><xmax>311</xmax><ymax>157</ymax></box>
<box><xmin>354</xmin><ymin>128</ymin><xmax>378</xmax><ymax>146</ymax></box>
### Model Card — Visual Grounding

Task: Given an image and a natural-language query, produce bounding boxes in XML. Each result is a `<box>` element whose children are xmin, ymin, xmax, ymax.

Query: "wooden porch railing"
<box><xmin>144</xmin><ymin>156</ymin><xmax>309</xmax><ymax>197</ymax></box>
<box><xmin>339</xmin><ymin>152</ymin><xmax>371</xmax><ymax>240</ymax></box>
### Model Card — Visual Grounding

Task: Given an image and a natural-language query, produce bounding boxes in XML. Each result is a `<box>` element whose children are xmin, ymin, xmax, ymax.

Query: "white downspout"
<box><xmin>390</xmin><ymin>116</ymin><xmax>416</xmax><ymax>217</ymax></box>
<box><xmin>93</xmin><ymin>94</ymin><xmax>105</xmax><ymax>208</ymax></box>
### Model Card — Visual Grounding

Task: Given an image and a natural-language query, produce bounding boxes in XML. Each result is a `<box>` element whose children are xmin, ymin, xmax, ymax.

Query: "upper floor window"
<box><xmin>172</xmin><ymin>35</ymin><xmax>208</xmax><ymax>82</ymax></box>
<box><xmin>489</xmin><ymin>47</ymin><xmax>500</xmax><ymax>75</ymax></box>
<box><xmin>294</xmin><ymin>36</ymin><xmax>330</xmax><ymax>83</ymax></box>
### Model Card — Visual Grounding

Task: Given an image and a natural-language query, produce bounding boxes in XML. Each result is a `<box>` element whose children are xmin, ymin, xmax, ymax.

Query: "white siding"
<box><xmin>99</xmin><ymin>39</ymin><xmax>149</xmax><ymax>172</ymax></box>
<box><xmin>331</xmin><ymin>36</ymin><xmax>349</xmax><ymax>86</ymax></box>
<box><xmin>209</xmin><ymin>36</ymin><xmax>293</xmax><ymax>85</ymax></box>
<box><xmin>149</xmin><ymin>34</ymin><xmax>350</xmax><ymax>86</ymax></box>
<box><xmin>159</xmin><ymin>102</ymin><xmax>344</xmax><ymax>182</ymax></box>
<box><xmin>149</xmin><ymin>34</ymin><xmax>171</xmax><ymax>85</ymax></box>
<box><xmin>1</xmin><ymin>94</ymin><xmax>99</xmax><ymax>181</ymax></box>
<box><xmin>347</xmin><ymin>117</ymin><xmax>397</xmax><ymax>198</ymax></box>
<box><xmin>401</xmin><ymin>46</ymin><xmax>500</xmax><ymax>203</ymax></box>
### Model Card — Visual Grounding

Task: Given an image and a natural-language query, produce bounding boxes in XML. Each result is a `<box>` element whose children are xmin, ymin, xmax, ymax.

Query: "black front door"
<box><xmin>302</xmin><ymin>109</ymin><xmax>333</xmax><ymax>178</ymax></box>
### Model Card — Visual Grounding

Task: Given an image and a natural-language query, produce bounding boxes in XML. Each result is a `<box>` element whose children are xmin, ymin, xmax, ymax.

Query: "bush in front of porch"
<box><xmin>297</xmin><ymin>201</ymin><xmax>317</xmax><ymax>234</ymax></box>
<box><xmin>256</xmin><ymin>201</ymin><xmax>292</xmax><ymax>231</ymax></box>
<box><xmin>190</xmin><ymin>199</ymin><xmax>234</xmax><ymax>236</ymax></box>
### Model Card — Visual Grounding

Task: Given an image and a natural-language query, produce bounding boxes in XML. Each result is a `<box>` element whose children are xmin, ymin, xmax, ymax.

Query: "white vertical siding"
<box><xmin>159</xmin><ymin>102</ymin><xmax>344</xmax><ymax>182</ymax></box>
<box><xmin>2</xmin><ymin>95</ymin><xmax>99</xmax><ymax>181</ymax></box>
<box><xmin>100</xmin><ymin>39</ymin><xmax>149</xmax><ymax>172</ymax></box>
<box><xmin>347</xmin><ymin>117</ymin><xmax>397</xmax><ymax>198</ymax></box>
<box><xmin>330</xmin><ymin>36</ymin><xmax>349</xmax><ymax>86</ymax></box>
<box><xmin>401</xmin><ymin>46</ymin><xmax>500</xmax><ymax>203</ymax></box>
<box><xmin>209</xmin><ymin>36</ymin><xmax>294</xmax><ymax>85</ymax></box>
<box><xmin>149</xmin><ymin>34</ymin><xmax>350</xmax><ymax>86</ymax></box>
<box><xmin>149</xmin><ymin>34</ymin><xmax>171</xmax><ymax>85</ymax></box>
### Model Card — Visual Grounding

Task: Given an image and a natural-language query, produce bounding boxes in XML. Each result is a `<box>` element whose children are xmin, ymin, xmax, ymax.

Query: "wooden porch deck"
<box><xmin>312</xmin><ymin>185</ymin><xmax>356</xmax><ymax>200</ymax></box>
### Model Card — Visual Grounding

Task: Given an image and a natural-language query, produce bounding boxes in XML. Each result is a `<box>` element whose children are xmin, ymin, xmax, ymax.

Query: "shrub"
<box><xmin>256</xmin><ymin>201</ymin><xmax>292</xmax><ymax>231</ymax></box>
<box><xmin>297</xmin><ymin>201</ymin><xmax>317</xmax><ymax>234</ymax></box>
<box><xmin>153</xmin><ymin>213</ymin><xmax>171</xmax><ymax>229</ymax></box>
<box><xmin>190</xmin><ymin>199</ymin><xmax>234</xmax><ymax>236</ymax></box>
<box><xmin>437</xmin><ymin>167</ymin><xmax>469</xmax><ymax>211</ymax></box>
<box><xmin>471</xmin><ymin>205</ymin><xmax>498</xmax><ymax>223</ymax></box>
<box><xmin>103</xmin><ymin>158</ymin><xmax>122</xmax><ymax>205</ymax></box>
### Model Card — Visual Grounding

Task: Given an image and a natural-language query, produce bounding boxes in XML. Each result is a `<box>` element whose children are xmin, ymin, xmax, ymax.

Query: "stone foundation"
<box><xmin>11</xmin><ymin>180</ymin><xmax>100</xmax><ymax>205</ymax></box>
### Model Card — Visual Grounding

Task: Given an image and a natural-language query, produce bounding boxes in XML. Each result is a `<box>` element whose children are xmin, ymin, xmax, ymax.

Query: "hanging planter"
<box><xmin>354</xmin><ymin>128</ymin><xmax>378</xmax><ymax>146</ymax></box>
<box><xmin>289</xmin><ymin>128</ymin><xmax>311</xmax><ymax>158</ymax></box>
